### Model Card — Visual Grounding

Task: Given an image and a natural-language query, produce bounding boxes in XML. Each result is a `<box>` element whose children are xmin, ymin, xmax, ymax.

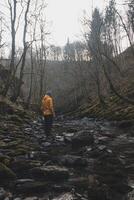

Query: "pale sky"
<box><xmin>46</xmin><ymin>0</ymin><xmax>107</xmax><ymax>46</ymax></box>
<box><xmin>0</xmin><ymin>0</ymin><xmax>125</xmax><ymax>55</ymax></box>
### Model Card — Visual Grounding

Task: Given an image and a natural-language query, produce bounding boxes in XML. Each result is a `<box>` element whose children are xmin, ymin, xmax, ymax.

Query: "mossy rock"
<box><xmin>0</xmin><ymin>101</ymin><xmax>14</xmax><ymax>115</ymax></box>
<box><xmin>0</xmin><ymin>141</ymin><xmax>7</xmax><ymax>148</ymax></box>
<box><xmin>15</xmin><ymin>181</ymin><xmax>49</xmax><ymax>194</ymax></box>
<box><xmin>0</xmin><ymin>129</ymin><xmax>6</xmax><ymax>134</ymax></box>
<box><xmin>0</xmin><ymin>155</ymin><xmax>11</xmax><ymax>166</ymax></box>
<box><xmin>30</xmin><ymin>165</ymin><xmax>69</xmax><ymax>181</ymax></box>
<box><xmin>8</xmin><ymin>114</ymin><xmax>23</xmax><ymax>124</ymax></box>
<box><xmin>10</xmin><ymin>159</ymin><xmax>42</xmax><ymax>175</ymax></box>
<box><xmin>13</xmin><ymin>147</ymin><xmax>29</xmax><ymax>156</ymax></box>
<box><xmin>7</xmin><ymin>141</ymin><xmax>21</xmax><ymax>149</ymax></box>
<box><xmin>0</xmin><ymin>162</ymin><xmax>16</xmax><ymax>181</ymax></box>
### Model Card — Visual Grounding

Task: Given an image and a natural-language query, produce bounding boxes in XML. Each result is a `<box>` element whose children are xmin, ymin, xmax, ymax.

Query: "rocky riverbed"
<box><xmin>0</xmin><ymin>112</ymin><xmax>134</xmax><ymax>200</ymax></box>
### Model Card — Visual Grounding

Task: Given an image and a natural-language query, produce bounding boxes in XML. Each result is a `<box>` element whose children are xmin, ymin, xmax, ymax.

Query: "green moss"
<box><xmin>77</xmin><ymin>91</ymin><xmax>134</xmax><ymax>121</ymax></box>
<box><xmin>0</xmin><ymin>162</ymin><xmax>16</xmax><ymax>180</ymax></box>
<box><xmin>0</xmin><ymin>155</ymin><xmax>10</xmax><ymax>166</ymax></box>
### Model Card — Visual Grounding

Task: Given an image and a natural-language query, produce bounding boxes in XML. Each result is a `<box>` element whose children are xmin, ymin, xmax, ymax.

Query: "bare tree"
<box><xmin>2</xmin><ymin>0</ymin><xmax>17</xmax><ymax>96</ymax></box>
<box><xmin>0</xmin><ymin>17</ymin><xmax>5</xmax><ymax>57</ymax></box>
<box><xmin>49</xmin><ymin>45</ymin><xmax>61</xmax><ymax>61</ymax></box>
<box><xmin>38</xmin><ymin>19</ymin><xmax>47</xmax><ymax>101</ymax></box>
<box><xmin>11</xmin><ymin>0</ymin><xmax>31</xmax><ymax>102</ymax></box>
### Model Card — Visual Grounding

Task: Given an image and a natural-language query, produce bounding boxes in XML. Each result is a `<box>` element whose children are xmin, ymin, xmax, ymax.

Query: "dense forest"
<box><xmin>0</xmin><ymin>0</ymin><xmax>134</xmax><ymax>200</ymax></box>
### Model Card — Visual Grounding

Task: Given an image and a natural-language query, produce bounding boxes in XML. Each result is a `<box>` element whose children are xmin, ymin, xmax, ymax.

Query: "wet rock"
<box><xmin>63</xmin><ymin>132</ymin><xmax>74</xmax><ymax>137</ymax></box>
<box><xmin>0</xmin><ymin>101</ymin><xmax>14</xmax><ymax>115</ymax></box>
<box><xmin>10</xmin><ymin>160</ymin><xmax>42</xmax><ymax>177</ymax></box>
<box><xmin>68</xmin><ymin>177</ymin><xmax>89</xmax><ymax>189</ymax></box>
<box><xmin>58</xmin><ymin>155</ymin><xmax>88</xmax><ymax>167</ymax></box>
<box><xmin>24</xmin><ymin>197</ymin><xmax>38</xmax><ymax>200</ymax></box>
<box><xmin>52</xmin><ymin>193</ymin><xmax>73</xmax><ymax>200</ymax></box>
<box><xmin>93</xmin><ymin>151</ymin><xmax>130</xmax><ymax>199</ymax></box>
<box><xmin>0</xmin><ymin>187</ymin><xmax>6</xmax><ymax>200</ymax></box>
<box><xmin>64</xmin><ymin>136</ymin><xmax>73</xmax><ymax>143</ymax></box>
<box><xmin>15</xmin><ymin>181</ymin><xmax>49</xmax><ymax>194</ymax></box>
<box><xmin>15</xmin><ymin>179</ymin><xmax>35</xmax><ymax>184</ymax></box>
<box><xmin>116</xmin><ymin>120</ymin><xmax>134</xmax><ymax>129</ymax></box>
<box><xmin>30</xmin><ymin>165</ymin><xmax>69</xmax><ymax>181</ymax></box>
<box><xmin>24</xmin><ymin>127</ymin><xmax>32</xmax><ymax>132</ymax></box>
<box><xmin>42</xmin><ymin>142</ymin><xmax>51</xmax><ymax>147</ymax></box>
<box><xmin>71</xmin><ymin>131</ymin><xmax>94</xmax><ymax>148</ymax></box>
<box><xmin>66</xmin><ymin>128</ymin><xmax>78</xmax><ymax>133</ymax></box>
<box><xmin>0</xmin><ymin>142</ymin><xmax>8</xmax><ymax>149</ymax></box>
<box><xmin>0</xmin><ymin>162</ymin><xmax>16</xmax><ymax>182</ymax></box>
<box><xmin>88</xmin><ymin>184</ymin><xmax>108</xmax><ymax>200</ymax></box>
<box><xmin>34</xmin><ymin>152</ymin><xmax>50</xmax><ymax>162</ymax></box>
<box><xmin>8</xmin><ymin>115</ymin><xmax>23</xmax><ymax>124</ymax></box>
<box><xmin>97</xmin><ymin>136</ymin><xmax>111</xmax><ymax>144</ymax></box>
<box><xmin>0</xmin><ymin>154</ymin><xmax>10</xmax><ymax>165</ymax></box>
<box><xmin>3</xmin><ymin>192</ymin><xmax>12</xmax><ymax>200</ymax></box>
<box><xmin>55</xmin><ymin>136</ymin><xmax>64</xmax><ymax>142</ymax></box>
<box><xmin>97</xmin><ymin>145</ymin><xmax>107</xmax><ymax>151</ymax></box>
<box><xmin>100</xmin><ymin>131</ymin><xmax>115</xmax><ymax>138</ymax></box>
<box><xmin>110</xmin><ymin>183</ymin><xmax>133</xmax><ymax>194</ymax></box>
<box><xmin>52</xmin><ymin>184</ymin><xmax>72</xmax><ymax>193</ymax></box>
<box><xmin>80</xmin><ymin>117</ymin><xmax>93</xmax><ymax>126</ymax></box>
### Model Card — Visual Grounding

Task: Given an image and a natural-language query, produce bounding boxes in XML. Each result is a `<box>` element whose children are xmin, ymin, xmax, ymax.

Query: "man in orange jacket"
<box><xmin>41</xmin><ymin>91</ymin><xmax>55</xmax><ymax>136</ymax></box>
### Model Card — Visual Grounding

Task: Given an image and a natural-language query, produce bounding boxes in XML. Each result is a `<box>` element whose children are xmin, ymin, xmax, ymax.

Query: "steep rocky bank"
<box><xmin>72</xmin><ymin>89</ymin><xmax>134</xmax><ymax>121</ymax></box>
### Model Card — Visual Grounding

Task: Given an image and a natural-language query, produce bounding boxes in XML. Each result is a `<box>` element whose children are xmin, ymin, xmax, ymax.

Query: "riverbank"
<box><xmin>0</xmin><ymin>97</ymin><xmax>134</xmax><ymax>199</ymax></box>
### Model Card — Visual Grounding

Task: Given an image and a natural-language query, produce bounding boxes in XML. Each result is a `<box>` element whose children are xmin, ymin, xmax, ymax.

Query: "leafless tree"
<box><xmin>1</xmin><ymin>0</ymin><xmax>17</xmax><ymax>96</ymax></box>
<box><xmin>10</xmin><ymin>0</ymin><xmax>31</xmax><ymax>102</ymax></box>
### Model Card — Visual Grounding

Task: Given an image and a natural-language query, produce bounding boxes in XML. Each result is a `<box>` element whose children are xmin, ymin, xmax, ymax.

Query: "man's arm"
<box><xmin>41</xmin><ymin>97</ymin><xmax>45</xmax><ymax>114</ymax></box>
<box><xmin>49</xmin><ymin>98</ymin><xmax>55</xmax><ymax>117</ymax></box>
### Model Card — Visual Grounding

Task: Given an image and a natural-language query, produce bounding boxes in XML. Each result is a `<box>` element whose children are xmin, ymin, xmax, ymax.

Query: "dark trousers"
<box><xmin>43</xmin><ymin>115</ymin><xmax>53</xmax><ymax>136</ymax></box>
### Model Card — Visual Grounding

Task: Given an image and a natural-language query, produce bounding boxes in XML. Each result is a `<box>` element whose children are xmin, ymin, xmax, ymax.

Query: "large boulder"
<box><xmin>58</xmin><ymin>155</ymin><xmax>88</xmax><ymax>167</ymax></box>
<box><xmin>71</xmin><ymin>131</ymin><xmax>94</xmax><ymax>148</ymax></box>
<box><xmin>10</xmin><ymin>160</ymin><xmax>41</xmax><ymax>177</ymax></box>
<box><xmin>116</xmin><ymin>120</ymin><xmax>134</xmax><ymax>129</ymax></box>
<box><xmin>0</xmin><ymin>100</ymin><xmax>14</xmax><ymax>115</ymax></box>
<box><xmin>88</xmin><ymin>184</ymin><xmax>109</xmax><ymax>200</ymax></box>
<box><xmin>30</xmin><ymin>165</ymin><xmax>69</xmax><ymax>181</ymax></box>
<box><xmin>15</xmin><ymin>180</ymin><xmax>48</xmax><ymax>194</ymax></box>
<box><xmin>93</xmin><ymin>152</ymin><xmax>132</xmax><ymax>197</ymax></box>
<box><xmin>0</xmin><ymin>162</ymin><xmax>16</xmax><ymax>182</ymax></box>
<box><xmin>68</xmin><ymin>177</ymin><xmax>89</xmax><ymax>189</ymax></box>
<box><xmin>52</xmin><ymin>193</ymin><xmax>73</xmax><ymax>200</ymax></box>
<box><xmin>0</xmin><ymin>187</ymin><xmax>7</xmax><ymax>200</ymax></box>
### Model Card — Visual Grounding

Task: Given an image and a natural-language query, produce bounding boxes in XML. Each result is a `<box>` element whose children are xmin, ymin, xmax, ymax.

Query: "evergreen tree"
<box><xmin>88</xmin><ymin>8</ymin><xmax>103</xmax><ymax>59</ymax></box>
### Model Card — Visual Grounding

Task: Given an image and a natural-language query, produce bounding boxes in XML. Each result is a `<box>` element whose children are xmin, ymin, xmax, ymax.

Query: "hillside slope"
<box><xmin>72</xmin><ymin>46</ymin><xmax>134</xmax><ymax>120</ymax></box>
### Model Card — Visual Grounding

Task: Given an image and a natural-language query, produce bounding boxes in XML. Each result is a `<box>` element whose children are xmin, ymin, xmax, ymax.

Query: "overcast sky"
<box><xmin>46</xmin><ymin>0</ymin><xmax>108</xmax><ymax>46</ymax></box>
<box><xmin>0</xmin><ymin>0</ymin><xmax>125</xmax><ymax>54</ymax></box>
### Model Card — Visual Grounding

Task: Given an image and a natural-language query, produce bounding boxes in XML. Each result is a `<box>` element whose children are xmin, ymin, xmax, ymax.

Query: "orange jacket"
<box><xmin>41</xmin><ymin>95</ymin><xmax>55</xmax><ymax>116</ymax></box>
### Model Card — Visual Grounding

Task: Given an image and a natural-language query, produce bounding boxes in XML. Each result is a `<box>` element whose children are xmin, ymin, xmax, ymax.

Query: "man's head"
<box><xmin>46</xmin><ymin>90</ymin><xmax>52</xmax><ymax>97</ymax></box>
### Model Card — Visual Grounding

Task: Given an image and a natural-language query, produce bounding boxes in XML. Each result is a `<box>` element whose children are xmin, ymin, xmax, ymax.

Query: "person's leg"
<box><xmin>47</xmin><ymin>115</ymin><xmax>53</xmax><ymax>135</ymax></box>
<box><xmin>44</xmin><ymin>115</ymin><xmax>53</xmax><ymax>136</ymax></box>
<box><xmin>42</xmin><ymin>116</ymin><xmax>46</xmax><ymax>133</ymax></box>
<box><xmin>44</xmin><ymin>116</ymin><xmax>49</xmax><ymax>136</ymax></box>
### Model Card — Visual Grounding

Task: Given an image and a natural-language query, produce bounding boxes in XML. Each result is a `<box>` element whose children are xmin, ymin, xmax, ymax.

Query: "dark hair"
<box><xmin>46</xmin><ymin>90</ymin><xmax>52</xmax><ymax>96</ymax></box>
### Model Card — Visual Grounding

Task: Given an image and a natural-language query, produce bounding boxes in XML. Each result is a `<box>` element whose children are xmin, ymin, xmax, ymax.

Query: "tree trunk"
<box><xmin>11</xmin><ymin>0</ymin><xmax>31</xmax><ymax>102</ymax></box>
<box><xmin>26</xmin><ymin>46</ymin><xmax>34</xmax><ymax>108</ymax></box>
<box><xmin>2</xmin><ymin>0</ymin><xmax>17</xmax><ymax>97</ymax></box>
